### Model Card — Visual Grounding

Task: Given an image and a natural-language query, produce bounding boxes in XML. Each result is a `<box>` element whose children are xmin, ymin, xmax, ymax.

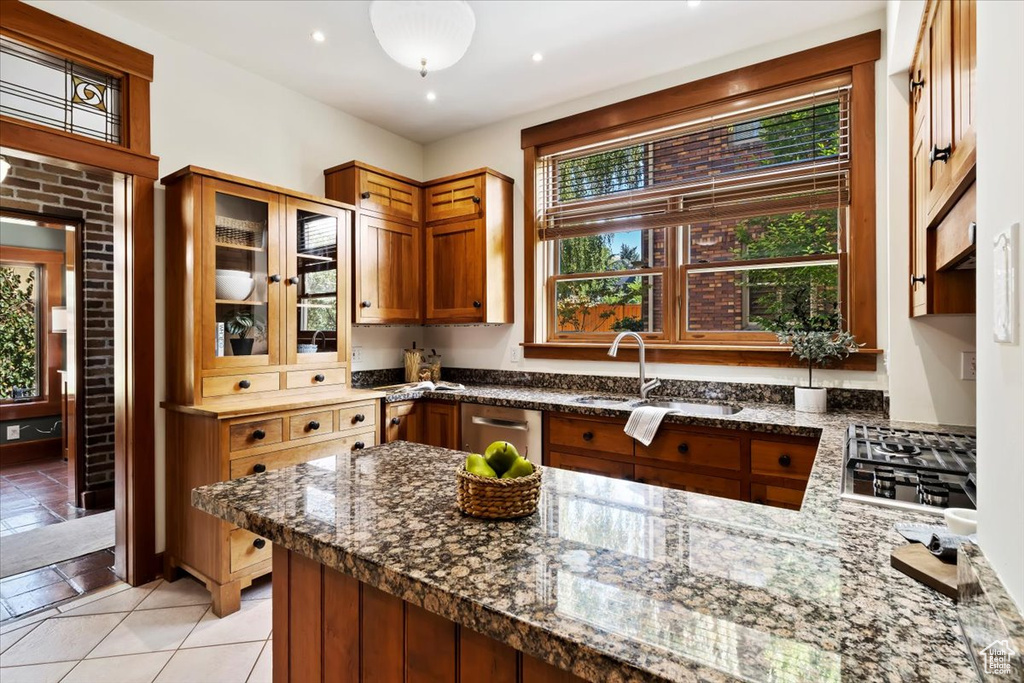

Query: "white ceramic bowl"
<box><xmin>215</xmin><ymin>269</ymin><xmax>255</xmax><ymax>301</ymax></box>
<box><xmin>944</xmin><ymin>507</ymin><xmax>978</xmax><ymax>536</ymax></box>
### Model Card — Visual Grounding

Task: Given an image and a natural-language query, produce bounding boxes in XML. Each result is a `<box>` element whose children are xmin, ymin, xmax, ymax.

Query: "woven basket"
<box><xmin>456</xmin><ymin>465</ymin><xmax>542</xmax><ymax>519</ymax></box>
<box><xmin>215</xmin><ymin>216</ymin><xmax>266</xmax><ymax>248</ymax></box>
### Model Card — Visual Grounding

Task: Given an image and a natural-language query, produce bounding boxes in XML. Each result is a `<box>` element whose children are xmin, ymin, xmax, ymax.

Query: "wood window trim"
<box><xmin>522</xmin><ymin>31</ymin><xmax>880</xmax><ymax>370</ymax></box>
<box><xmin>0</xmin><ymin>245</ymin><xmax>64</xmax><ymax>419</ymax></box>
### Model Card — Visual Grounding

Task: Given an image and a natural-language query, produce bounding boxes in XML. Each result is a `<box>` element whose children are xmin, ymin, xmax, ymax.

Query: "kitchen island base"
<box><xmin>272</xmin><ymin>546</ymin><xmax>585</xmax><ymax>683</ymax></box>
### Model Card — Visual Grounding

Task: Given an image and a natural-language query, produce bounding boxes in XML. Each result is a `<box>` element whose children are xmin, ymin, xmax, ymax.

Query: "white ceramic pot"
<box><xmin>944</xmin><ymin>508</ymin><xmax>978</xmax><ymax>535</ymax></box>
<box><xmin>794</xmin><ymin>387</ymin><xmax>827</xmax><ymax>413</ymax></box>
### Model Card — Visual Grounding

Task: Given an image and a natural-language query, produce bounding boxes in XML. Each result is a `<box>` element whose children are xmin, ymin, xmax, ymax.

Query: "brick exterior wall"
<box><xmin>1</xmin><ymin>156</ymin><xmax>116</xmax><ymax>492</ymax></box>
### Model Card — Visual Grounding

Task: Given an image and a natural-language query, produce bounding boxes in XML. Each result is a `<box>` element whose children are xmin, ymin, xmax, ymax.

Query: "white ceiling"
<box><xmin>95</xmin><ymin>0</ymin><xmax>885</xmax><ymax>144</ymax></box>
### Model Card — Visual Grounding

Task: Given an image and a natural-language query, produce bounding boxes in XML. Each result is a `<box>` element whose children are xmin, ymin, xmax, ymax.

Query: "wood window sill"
<box><xmin>523</xmin><ymin>343</ymin><xmax>881</xmax><ymax>371</ymax></box>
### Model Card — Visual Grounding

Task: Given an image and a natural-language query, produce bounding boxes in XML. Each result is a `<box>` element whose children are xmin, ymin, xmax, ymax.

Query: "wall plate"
<box><xmin>993</xmin><ymin>223</ymin><xmax>1019</xmax><ymax>345</ymax></box>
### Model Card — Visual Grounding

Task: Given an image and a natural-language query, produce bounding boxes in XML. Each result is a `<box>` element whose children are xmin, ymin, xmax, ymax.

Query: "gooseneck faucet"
<box><xmin>608</xmin><ymin>331</ymin><xmax>662</xmax><ymax>400</ymax></box>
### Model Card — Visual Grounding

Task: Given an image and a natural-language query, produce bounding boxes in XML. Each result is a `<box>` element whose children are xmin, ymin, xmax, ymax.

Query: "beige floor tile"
<box><xmin>63</xmin><ymin>651</ymin><xmax>174</xmax><ymax>683</ymax></box>
<box><xmin>0</xmin><ymin>622</ymin><xmax>39</xmax><ymax>655</ymax></box>
<box><xmin>136</xmin><ymin>578</ymin><xmax>211</xmax><ymax>611</ymax></box>
<box><xmin>0</xmin><ymin>660</ymin><xmax>77</xmax><ymax>682</ymax></box>
<box><xmin>0</xmin><ymin>608</ymin><xmax>58</xmax><ymax>634</ymax></box>
<box><xmin>0</xmin><ymin>612</ymin><xmax>125</xmax><ymax>667</ymax></box>
<box><xmin>181</xmin><ymin>599</ymin><xmax>271</xmax><ymax>649</ymax></box>
<box><xmin>155</xmin><ymin>641</ymin><xmax>263</xmax><ymax>683</ymax></box>
<box><xmin>62</xmin><ymin>580</ymin><xmax>161</xmax><ymax>617</ymax></box>
<box><xmin>247</xmin><ymin>641</ymin><xmax>272</xmax><ymax>683</ymax></box>
<box><xmin>241</xmin><ymin>576</ymin><xmax>272</xmax><ymax>601</ymax></box>
<box><xmin>58</xmin><ymin>580</ymin><xmax>141</xmax><ymax>613</ymax></box>
<box><xmin>88</xmin><ymin>605</ymin><xmax>208</xmax><ymax>659</ymax></box>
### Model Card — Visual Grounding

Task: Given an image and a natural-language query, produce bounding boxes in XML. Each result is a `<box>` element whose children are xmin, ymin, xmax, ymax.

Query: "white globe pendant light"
<box><xmin>369</xmin><ymin>1</ymin><xmax>476</xmax><ymax>77</ymax></box>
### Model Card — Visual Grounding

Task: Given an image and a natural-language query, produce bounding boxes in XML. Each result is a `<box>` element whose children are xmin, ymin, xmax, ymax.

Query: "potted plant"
<box><xmin>224</xmin><ymin>309</ymin><xmax>266</xmax><ymax>356</ymax></box>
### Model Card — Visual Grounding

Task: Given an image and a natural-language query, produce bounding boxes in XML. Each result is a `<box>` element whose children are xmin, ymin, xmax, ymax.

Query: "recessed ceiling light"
<box><xmin>311</xmin><ymin>30</ymin><xmax>326</xmax><ymax>43</ymax></box>
<box><xmin>532</xmin><ymin>52</ymin><xmax>543</xmax><ymax>62</ymax></box>
<box><xmin>426</xmin><ymin>91</ymin><xmax>437</xmax><ymax>102</ymax></box>
<box><xmin>687</xmin><ymin>0</ymin><xmax>701</xmax><ymax>7</ymax></box>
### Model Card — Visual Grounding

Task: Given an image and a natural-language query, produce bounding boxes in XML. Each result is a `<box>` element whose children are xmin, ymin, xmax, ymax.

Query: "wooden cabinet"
<box><xmin>325</xmin><ymin>161</ymin><xmax>421</xmax><ymax>225</ymax></box>
<box><xmin>425</xmin><ymin>174</ymin><xmax>483</xmax><ymax>224</ymax></box>
<box><xmin>548</xmin><ymin>451</ymin><xmax>634</xmax><ymax>479</ymax></box>
<box><xmin>633</xmin><ymin>465</ymin><xmax>742</xmax><ymax>501</ymax></box>
<box><xmin>383</xmin><ymin>399</ymin><xmax>459</xmax><ymax>450</ymax></box>
<box><xmin>909</xmin><ymin>0</ymin><xmax>976</xmax><ymax>317</ymax></box>
<box><xmin>385</xmin><ymin>400</ymin><xmax>421</xmax><ymax>442</ymax></box>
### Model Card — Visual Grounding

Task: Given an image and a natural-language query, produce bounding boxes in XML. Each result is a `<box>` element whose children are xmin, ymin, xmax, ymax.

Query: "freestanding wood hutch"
<box><xmin>161</xmin><ymin>166</ymin><xmax>382</xmax><ymax>616</ymax></box>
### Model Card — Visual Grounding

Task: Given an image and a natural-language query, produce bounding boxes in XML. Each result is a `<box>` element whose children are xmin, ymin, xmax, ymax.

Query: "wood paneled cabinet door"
<box><xmin>355</xmin><ymin>214</ymin><xmax>421</xmax><ymax>323</ymax></box>
<box><xmin>425</xmin><ymin>175</ymin><xmax>484</xmax><ymax>224</ymax></box>
<box><xmin>925</xmin><ymin>0</ymin><xmax>954</xmax><ymax>217</ymax></box>
<box><xmin>357</xmin><ymin>167</ymin><xmax>421</xmax><ymax>224</ymax></box>
<box><xmin>425</xmin><ymin>219</ymin><xmax>485</xmax><ymax>322</ymax></box>
<box><xmin>910</xmin><ymin>124</ymin><xmax>930</xmax><ymax>317</ymax></box>
<box><xmin>385</xmin><ymin>401</ymin><xmax>421</xmax><ymax>443</ymax></box>
<box><xmin>948</xmin><ymin>0</ymin><xmax>976</xmax><ymax>184</ymax></box>
<box><xmin>421</xmin><ymin>401</ymin><xmax>459</xmax><ymax>450</ymax></box>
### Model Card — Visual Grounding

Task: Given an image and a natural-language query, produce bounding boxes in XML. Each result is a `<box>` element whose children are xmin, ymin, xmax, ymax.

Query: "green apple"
<box><xmin>465</xmin><ymin>453</ymin><xmax>496</xmax><ymax>478</ymax></box>
<box><xmin>484</xmin><ymin>441</ymin><xmax>520</xmax><ymax>475</ymax></box>
<box><xmin>500</xmin><ymin>456</ymin><xmax>534</xmax><ymax>479</ymax></box>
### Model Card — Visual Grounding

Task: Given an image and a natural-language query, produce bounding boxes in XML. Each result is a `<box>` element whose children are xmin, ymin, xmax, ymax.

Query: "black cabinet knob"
<box><xmin>354</xmin><ymin>413</ymin><xmax>366</xmax><ymax>423</ymax></box>
<box><xmin>471</xmin><ymin>195</ymin><xmax>481</xmax><ymax>204</ymax></box>
<box><xmin>360</xmin><ymin>300</ymin><xmax>372</xmax><ymax>308</ymax></box>
<box><xmin>252</xmin><ymin>429</ymin><xmax>265</xmax><ymax>440</ymax></box>
<box><xmin>238</xmin><ymin>380</ymin><xmax>251</xmax><ymax>389</ymax></box>
<box><xmin>252</xmin><ymin>463</ymin><xmax>266</xmax><ymax>473</ymax></box>
<box><xmin>911</xmin><ymin>274</ymin><xmax>927</xmax><ymax>285</ymax></box>
<box><xmin>353</xmin><ymin>441</ymin><xmax>365</xmax><ymax>451</ymax></box>
<box><xmin>360</xmin><ymin>191</ymin><xmax>371</xmax><ymax>200</ymax></box>
<box><xmin>391</xmin><ymin>417</ymin><xmax>401</xmax><ymax>426</ymax></box>
<box><xmin>472</xmin><ymin>300</ymin><xmax>482</xmax><ymax>308</ymax></box>
<box><xmin>252</xmin><ymin>538</ymin><xmax>267</xmax><ymax>550</ymax></box>
<box><xmin>314</xmin><ymin>374</ymin><xmax>325</xmax><ymax>383</ymax></box>
<box><xmin>308</xmin><ymin>420</ymin><xmax>320</xmax><ymax>431</ymax></box>
<box><xmin>677</xmin><ymin>443</ymin><xmax>689</xmax><ymax>454</ymax></box>
<box><xmin>929</xmin><ymin>144</ymin><xmax>952</xmax><ymax>164</ymax></box>
<box><xmin>909</xmin><ymin>76</ymin><xmax>925</xmax><ymax>91</ymax></box>
<box><xmin>269</xmin><ymin>274</ymin><xmax>281</xmax><ymax>283</ymax></box>
<box><xmin>582</xmin><ymin>431</ymin><xmax>594</xmax><ymax>441</ymax></box>
<box><xmin>288</xmin><ymin>276</ymin><xmax>299</xmax><ymax>285</ymax></box>
<box><xmin>778</xmin><ymin>454</ymin><xmax>792</xmax><ymax>468</ymax></box>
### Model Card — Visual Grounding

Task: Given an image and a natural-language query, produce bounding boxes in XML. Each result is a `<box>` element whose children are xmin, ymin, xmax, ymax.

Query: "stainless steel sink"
<box><xmin>569</xmin><ymin>395</ymin><xmax>635</xmax><ymax>408</ymax></box>
<box><xmin>641</xmin><ymin>400</ymin><xmax>742</xmax><ymax>415</ymax></box>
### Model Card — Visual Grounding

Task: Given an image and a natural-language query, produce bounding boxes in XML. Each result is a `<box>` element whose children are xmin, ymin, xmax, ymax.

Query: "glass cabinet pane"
<box><xmin>213</xmin><ymin>192</ymin><xmax>271</xmax><ymax>358</ymax></box>
<box><xmin>293</xmin><ymin>208</ymin><xmax>338</xmax><ymax>356</ymax></box>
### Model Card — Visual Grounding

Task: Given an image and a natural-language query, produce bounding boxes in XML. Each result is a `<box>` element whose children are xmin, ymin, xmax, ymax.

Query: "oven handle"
<box><xmin>470</xmin><ymin>416</ymin><xmax>530</xmax><ymax>431</ymax></box>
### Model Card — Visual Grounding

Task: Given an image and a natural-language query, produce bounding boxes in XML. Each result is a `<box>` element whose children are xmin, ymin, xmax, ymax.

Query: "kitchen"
<box><xmin>0</xmin><ymin>1</ymin><xmax>1021</xmax><ymax>682</ymax></box>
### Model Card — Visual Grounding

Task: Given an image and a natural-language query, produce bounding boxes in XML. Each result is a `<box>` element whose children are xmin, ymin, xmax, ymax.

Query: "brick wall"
<box><xmin>1</xmin><ymin>156</ymin><xmax>116</xmax><ymax>493</ymax></box>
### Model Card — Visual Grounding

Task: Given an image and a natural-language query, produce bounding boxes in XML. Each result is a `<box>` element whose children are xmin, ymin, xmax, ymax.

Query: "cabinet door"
<box><xmin>385</xmin><ymin>401</ymin><xmax>421</xmax><ymax>443</ymax></box>
<box><xmin>750</xmin><ymin>483</ymin><xmax>805</xmax><ymax>510</ymax></box>
<box><xmin>926</xmin><ymin>0</ymin><xmax>954</xmax><ymax>217</ymax></box>
<box><xmin>633</xmin><ymin>465</ymin><xmax>742</xmax><ymax>501</ymax></box>
<box><xmin>910</xmin><ymin>124</ymin><xmax>930</xmax><ymax>317</ymax></box>
<box><xmin>358</xmin><ymin>169</ymin><xmax>420</xmax><ymax>224</ymax></box>
<box><xmin>202</xmin><ymin>178</ymin><xmax>281</xmax><ymax>370</ymax></box>
<box><xmin>355</xmin><ymin>214</ymin><xmax>421</xmax><ymax>323</ymax></box>
<box><xmin>425</xmin><ymin>220</ymin><xmax>484</xmax><ymax>322</ymax></box>
<box><xmin>425</xmin><ymin>175</ymin><xmax>483</xmax><ymax>224</ymax></box>
<box><xmin>949</xmin><ymin>0</ymin><xmax>976</xmax><ymax>183</ymax></box>
<box><xmin>421</xmin><ymin>401</ymin><xmax>459</xmax><ymax>450</ymax></box>
<box><xmin>547</xmin><ymin>451</ymin><xmax>633</xmax><ymax>480</ymax></box>
<box><xmin>284</xmin><ymin>197</ymin><xmax>350</xmax><ymax>366</ymax></box>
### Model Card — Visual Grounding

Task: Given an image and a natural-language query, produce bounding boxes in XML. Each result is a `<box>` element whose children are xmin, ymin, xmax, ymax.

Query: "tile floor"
<box><xmin>1</xmin><ymin>549</ymin><xmax>118</xmax><ymax>622</ymax></box>
<box><xmin>0</xmin><ymin>458</ymin><xmax>109</xmax><ymax>536</ymax></box>
<box><xmin>0</xmin><ymin>573</ymin><xmax>273</xmax><ymax>683</ymax></box>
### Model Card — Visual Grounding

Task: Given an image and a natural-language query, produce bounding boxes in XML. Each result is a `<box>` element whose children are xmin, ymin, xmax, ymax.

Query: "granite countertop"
<box><xmin>193</xmin><ymin>387</ymin><xmax>977</xmax><ymax>682</ymax></box>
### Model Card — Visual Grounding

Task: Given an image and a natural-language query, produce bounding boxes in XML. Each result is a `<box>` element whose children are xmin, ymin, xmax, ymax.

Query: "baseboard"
<box><xmin>80</xmin><ymin>484</ymin><xmax>114</xmax><ymax>510</ymax></box>
<box><xmin>0</xmin><ymin>437</ymin><xmax>61</xmax><ymax>466</ymax></box>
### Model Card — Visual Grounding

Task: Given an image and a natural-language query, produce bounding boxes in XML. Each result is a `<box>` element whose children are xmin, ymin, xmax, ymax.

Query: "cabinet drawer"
<box><xmin>359</xmin><ymin>169</ymin><xmax>420</xmax><ymax>223</ymax></box>
<box><xmin>337</xmin><ymin>402</ymin><xmax>376</xmax><ymax>432</ymax></box>
<box><xmin>229</xmin><ymin>528</ymin><xmax>271</xmax><ymax>573</ymax></box>
<box><xmin>425</xmin><ymin>175</ymin><xmax>483</xmax><ymax>223</ymax></box>
<box><xmin>202</xmin><ymin>372</ymin><xmax>279</xmax><ymax>398</ymax></box>
<box><xmin>750</xmin><ymin>439</ymin><xmax>817</xmax><ymax>481</ymax></box>
<box><xmin>284</xmin><ymin>368</ymin><xmax>346</xmax><ymax>390</ymax></box>
<box><xmin>750</xmin><ymin>483</ymin><xmax>805</xmax><ymax>511</ymax></box>
<box><xmin>634</xmin><ymin>465</ymin><xmax>742</xmax><ymax>501</ymax></box>
<box><xmin>229</xmin><ymin>417</ymin><xmax>284</xmax><ymax>453</ymax></box>
<box><xmin>636</xmin><ymin>429</ymin><xmax>741</xmax><ymax>471</ymax></box>
<box><xmin>547</xmin><ymin>451</ymin><xmax>633</xmax><ymax>480</ymax></box>
<box><xmin>288</xmin><ymin>409</ymin><xmax>335</xmax><ymax>441</ymax></box>
<box><xmin>230</xmin><ymin>430</ymin><xmax>376</xmax><ymax>478</ymax></box>
<box><xmin>547</xmin><ymin>415</ymin><xmax>632</xmax><ymax>457</ymax></box>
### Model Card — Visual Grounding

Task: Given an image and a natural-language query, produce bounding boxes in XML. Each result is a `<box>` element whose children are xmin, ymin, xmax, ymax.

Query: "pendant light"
<box><xmin>369</xmin><ymin>1</ymin><xmax>476</xmax><ymax>78</ymax></box>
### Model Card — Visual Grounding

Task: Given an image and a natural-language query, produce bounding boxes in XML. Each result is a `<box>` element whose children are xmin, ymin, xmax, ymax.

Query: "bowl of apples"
<box><xmin>456</xmin><ymin>441</ymin><xmax>542</xmax><ymax>519</ymax></box>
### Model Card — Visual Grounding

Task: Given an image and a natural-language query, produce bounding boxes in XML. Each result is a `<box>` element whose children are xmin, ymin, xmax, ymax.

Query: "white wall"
<box><xmin>975</xmin><ymin>0</ymin><xmax>1024</xmax><ymax>612</ymax></box>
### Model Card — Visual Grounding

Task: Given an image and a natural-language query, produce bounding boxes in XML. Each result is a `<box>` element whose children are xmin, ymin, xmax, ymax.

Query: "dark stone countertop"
<box><xmin>193</xmin><ymin>388</ymin><xmax>977</xmax><ymax>682</ymax></box>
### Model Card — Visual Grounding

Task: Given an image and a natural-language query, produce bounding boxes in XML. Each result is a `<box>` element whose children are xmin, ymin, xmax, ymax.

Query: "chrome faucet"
<box><xmin>608</xmin><ymin>331</ymin><xmax>661</xmax><ymax>400</ymax></box>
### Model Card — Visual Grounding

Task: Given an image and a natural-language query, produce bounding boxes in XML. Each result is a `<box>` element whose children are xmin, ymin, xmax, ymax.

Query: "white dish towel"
<box><xmin>624</xmin><ymin>406</ymin><xmax>675</xmax><ymax>446</ymax></box>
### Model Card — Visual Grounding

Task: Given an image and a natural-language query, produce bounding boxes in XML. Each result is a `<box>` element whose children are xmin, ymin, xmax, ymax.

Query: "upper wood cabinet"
<box><xmin>163</xmin><ymin>166</ymin><xmax>354</xmax><ymax>405</ymax></box>
<box><xmin>425</xmin><ymin>173</ymin><xmax>483</xmax><ymax>224</ymax></box>
<box><xmin>326</xmin><ymin>161</ymin><xmax>421</xmax><ymax>225</ymax></box>
<box><xmin>909</xmin><ymin>0</ymin><xmax>976</xmax><ymax>317</ymax></box>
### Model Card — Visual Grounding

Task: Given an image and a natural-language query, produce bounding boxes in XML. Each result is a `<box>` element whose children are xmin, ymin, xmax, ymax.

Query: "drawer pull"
<box><xmin>252</xmin><ymin>429</ymin><xmax>266</xmax><ymax>440</ymax></box>
<box><xmin>238</xmin><ymin>380</ymin><xmax>251</xmax><ymax>390</ymax></box>
<box><xmin>361</xmin><ymin>300</ymin><xmax>372</xmax><ymax>308</ymax></box>
<box><xmin>360</xmin><ymin>191</ymin><xmax>371</xmax><ymax>200</ymax></box>
<box><xmin>391</xmin><ymin>417</ymin><xmax>401</xmax><ymax>426</ymax></box>
<box><xmin>473</xmin><ymin>300</ymin><xmax>482</xmax><ymax>308</ymax></box>
<box><xmin>288</xmin><ymin>276</ymin><xmax>300</xmax><ymax>285</ymax></box>
<box><xmin>582</xmin><ymin>431</ymin><xmax>594</xmax><ymax>441</ymax></box>
<box><xmin>911</xmin><ymin>274</ymin><xmax>927</xmax><ymax>285</ymax></box>
<box><xmin>909</xmin><ymin>76</ymin><xmax>925</xmax><ymax>92</ymax></box>
<box><xmin>252</xmin><ymin>538</ymin><xmax>267</xmax><ymax>550</ymax></box>
<box><xmin>929</xmin><ymin>144</ymin><xmax>952</xmax><ymax>164</ymax></box>
<box><xmin>314</xmin><ymin>373</ymin><xmax>325</xmax><ymax>383</ymax></box>
<box><xmin>252</xmin><ymin>463</ymin><xmax>266</xmax><ymax>473</ymax></box>
<box><xmin>353</xmin><ymin>441</ymin><xmax>365</xmax><ymax>451</ymax></box>
<box><xmin>307</xmin><ymin>420</ymin><xmax>321</xmax><ymax>431</ymax></box>
<box><xmin>778</xmin><ymin>454</ymin><xmax>792</xmax><ymax>467</ymax></box>
<box><xmin>471</xmin><ymin>195</ymin><xmax>481</xmax><ymax>204</ymax></box>
<box><xmin>354</xmin><ymin>413</ymin><xmax>366</xmax><ymax>423</ymax></box>
<box><xmin>677</xmin><ymin>443</ymin><xmax>689</xmax><ymax>454</ymax></box>
<box><xmin>269</xmin><ymin>274</ymin><xmax>281</xmax><ymax>283</ymax></box>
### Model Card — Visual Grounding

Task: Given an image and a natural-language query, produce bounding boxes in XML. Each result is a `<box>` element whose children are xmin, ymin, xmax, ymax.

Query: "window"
<box><xmin>522</xmin><ymin>32</ymin><xmax>879</xmax><ymax>367</ymax></box>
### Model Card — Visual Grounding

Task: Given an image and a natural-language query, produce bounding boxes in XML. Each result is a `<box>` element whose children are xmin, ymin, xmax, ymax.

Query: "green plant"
<box><xmin>0</xmin><ymin>266</ymin><xmax>39</xmax><ymax>400</ymax></box>
<box><xmin>759</xmin><ymin>301</ymin><xmax>860</xmax><ymax>388</ymax></box>
<box><xmin>223</xmin><ymin>309</ymin><xmax>266</xmax><ymax>341</ymax></box>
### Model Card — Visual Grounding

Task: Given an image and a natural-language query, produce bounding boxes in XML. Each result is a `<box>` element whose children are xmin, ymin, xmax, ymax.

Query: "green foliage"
<box><xmin>0</xmin><ymin>266</ymin><xmax>39</xmax><ymax>400</ymax></box>
<box><xmin>556</xmin><ymin>235</ymin><xmax>653</xmax><ymax>333</ymax></box>
<box><xmin>756</xmin><ymin>101</ymin><xmax>841</xmax><ymax>165</ymax></box>
<box><xmin>300</xmin><ymin>269</ymin><xmax>337</xmax><ymax>332</ymax></box>
<box><xmin>557</xmin><ymin>145</ymin><xmax>645</xmax><ymax>201</ymax></box>
<box><xmin>777</xmin><ymin>327</ymin><xmax>861</xmax><ymax>388</ymax></box>
<box><xmin>223</xmin><ymin>308</ymin><xmax>266</xmax><ymax>341</ymax></box>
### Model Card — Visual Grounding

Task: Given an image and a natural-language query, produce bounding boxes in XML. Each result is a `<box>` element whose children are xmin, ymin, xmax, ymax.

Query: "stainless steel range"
<box><xmin>842</xmin><ymin>424</ymin><xmax>977</xmax><ymax>513</ymax></box>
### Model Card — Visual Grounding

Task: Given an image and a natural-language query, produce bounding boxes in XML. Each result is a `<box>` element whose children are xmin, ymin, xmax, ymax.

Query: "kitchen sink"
<box><xmin>641</xmin><ymin>400</ymin><xmax>742</xmax><ymax>415</ymax></box>
<box><xmin>569</xmin><ymin>395</ymin><xmax>636</xmax><ymax>408</ymax></box>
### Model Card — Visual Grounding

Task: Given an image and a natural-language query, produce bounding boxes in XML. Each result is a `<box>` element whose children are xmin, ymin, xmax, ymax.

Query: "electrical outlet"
<box><xmin>6</xmin><ymin>425</ymin><xmax>20</xmax><ymax>440</ymax></box>
<box><xmin>351</xmin><ymin>346</ymin><xmax>364</xmax><ymax>363</ymax></box>
<box><xmin>508</xmin><ymin>346</ymin><xmax>522</xmax><ymax>363</ymax></box>
<box><xmin>961</xmin><ymin>351</ymin><xmax>976</xmax><ymax>381</ymax></box>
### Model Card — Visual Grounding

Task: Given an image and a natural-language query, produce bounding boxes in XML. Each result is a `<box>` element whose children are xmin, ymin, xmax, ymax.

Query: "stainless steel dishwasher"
<box><xmin>461</xmin><ymin>404</ymin><xmax>542</xmax><ymax>466</ymax></box>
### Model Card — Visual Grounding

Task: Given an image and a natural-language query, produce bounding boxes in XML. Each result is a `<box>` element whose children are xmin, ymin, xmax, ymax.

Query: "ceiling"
<box><xmin>95</xmin><ymin>0</ymin><xmax>885</xmax><ymax>144</ymax></box>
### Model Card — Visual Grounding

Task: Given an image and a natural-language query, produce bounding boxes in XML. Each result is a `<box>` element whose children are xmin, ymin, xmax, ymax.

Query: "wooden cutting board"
<box><xmin>891</xmin><ymin>543</ymin><xmax>958</xmax><ymax>599</ymax></box>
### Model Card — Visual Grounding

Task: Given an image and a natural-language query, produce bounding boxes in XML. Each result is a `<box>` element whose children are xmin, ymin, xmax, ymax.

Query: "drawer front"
<box><xmin>425</xmin><ymin>176</ymin><xmax>483</xmax><ymax>223</ymax></box>
<box><xmin>547</xmin><ymin>451</ymin><xmax>633</xmax><ymax>480</ymax></box>
<box><xmin>284</xmin><ymin>367</ymin><xmax>347</xmax><ymax>391</ymax></box>
<box><xmin>750</xmin><ymin>483</ymin><xmax>805</xmax><ymax>511</ymax></box>
<box><xmin>229</xmin><ymin>417</ymin><xmax>284</xmax><ymax>453</ymax></box>
<box><xmin>637</xmin><ymin>429</ymin><xmax>741</xmax><ymax>471</ymax></box>
<box><xmin>634</xmin><ymin>465</ymin><xmax>742</xmax><ymax>501</ymax></box>
<box><xmin>750</xmin><ymin>439</ymin><xmax>817</xmax><ymax>481</ymax></box>
<box><xmin>547</xmin><ymin>415</ymin><xmax>632</xmax><ymax>457</ymax></box>
<box><xmin>359</xmin><ymin>169</ymin><xmax>420</xmax><ymax>224</ymax></box>
<box><xmin>288</xmin><ymin>409</ymin><xmax>335</xmax><ymax>441</ymax></box>
<box><xmin>230</xmin><ymin>430</ymin><xmax>377</xmax><ymax>479</ymax></box>
<box><xmin>202</xmin><ymin>372</ymin><xmax>279</xmax><ymax>398</ymax></box>
<box><xmin>229</xmin><ymin>528</ymin><xmax>271</xmax><ymax>573</ymax></box>
<box><xmin>337</xmin><ymin>402</ymin><xmax>376</xmax><ymax>432</ymax></box>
